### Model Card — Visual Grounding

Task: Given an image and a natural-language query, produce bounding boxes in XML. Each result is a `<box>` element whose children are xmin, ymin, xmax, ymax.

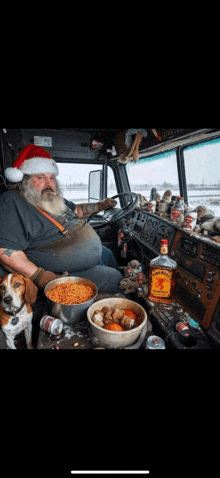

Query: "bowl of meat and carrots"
<box><xmin>87</xmin><ymin>297</ymin><xmax>147</xmax><ymax>347</ymax></box>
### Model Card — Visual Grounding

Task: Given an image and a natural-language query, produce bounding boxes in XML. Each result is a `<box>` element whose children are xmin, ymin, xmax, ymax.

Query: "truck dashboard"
<box><xmin>121</xmin><ymin>209</ymin><xmax>220</xmax><ymax>347</ymax></box>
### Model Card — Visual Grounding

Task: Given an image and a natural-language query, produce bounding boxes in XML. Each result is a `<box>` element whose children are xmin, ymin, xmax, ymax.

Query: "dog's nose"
<box><xmin>4</xmin><ymin>295</ymin><xmax>13</xmax><ymax>304</ymax></box>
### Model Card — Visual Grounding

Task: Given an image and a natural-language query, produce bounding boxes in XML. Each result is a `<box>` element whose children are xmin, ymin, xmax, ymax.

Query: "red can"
<box><xmin>148</xmin><ymin>201</ymin><xmax>156</xmax><ymax>212</ymax></box>
<box><xmin>176</xmin><ymin>321</ymin><xmax>190</xmax><ymax>335</ymax></box>
<box><xmin>40</xmin><ymin>315</ymin><xmax>63</xmax><ymax>335</ymax></box>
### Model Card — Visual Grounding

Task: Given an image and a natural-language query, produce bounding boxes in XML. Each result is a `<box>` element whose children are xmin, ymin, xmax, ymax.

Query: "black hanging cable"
<box><xmin>0</xmin><ymin>129</ymin><xmax>8</xmax><ymax>189</ymax></box>
<box><xmin>0</xmin><ymin>129</ymin><xmax>6</xmax><ymax>171</ymax></box>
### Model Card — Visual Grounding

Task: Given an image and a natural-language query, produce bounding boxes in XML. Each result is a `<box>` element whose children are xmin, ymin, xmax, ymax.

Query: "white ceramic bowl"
<box><xmin>87</xmin><ymin>297</ymin><xmax>147</xmax><ymax>348</ymax></box>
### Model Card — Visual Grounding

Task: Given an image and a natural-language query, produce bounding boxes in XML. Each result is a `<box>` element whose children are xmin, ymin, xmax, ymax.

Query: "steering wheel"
<box><xmin>87</xmin><ymin>192</ymin><xmax>139</xmax><ymax>230</ymax></box>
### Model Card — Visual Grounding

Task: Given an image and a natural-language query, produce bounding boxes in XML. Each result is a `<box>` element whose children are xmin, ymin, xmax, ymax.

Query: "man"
<box><xmin>0</xmin><ymin>144</ymin><xmax>123</xmax><ymax>293</ymax></box>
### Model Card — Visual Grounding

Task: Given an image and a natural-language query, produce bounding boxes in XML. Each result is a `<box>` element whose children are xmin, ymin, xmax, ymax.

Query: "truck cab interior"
<box><xmin>1</xmin><ymin>127</ymin><xmax>220</xmax><ymax>349</ymax></box>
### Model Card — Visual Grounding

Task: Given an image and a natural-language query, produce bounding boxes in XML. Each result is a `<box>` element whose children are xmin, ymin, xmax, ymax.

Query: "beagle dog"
<box><xmin>0</xmin><ymin>273</ymin><xmax>38</xmax><ymax>349</ymax></box>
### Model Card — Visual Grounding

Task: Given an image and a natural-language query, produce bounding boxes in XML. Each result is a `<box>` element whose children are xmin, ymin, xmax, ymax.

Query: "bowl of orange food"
<box><xmin>87</xmin><ymin>297</ymin><xmax>148</xmax><ymax>348</ymax></box>
<box><xmin>44</xmin><ymin>276</ymin><xmax>98</xmax><ymax>324</ymax></box>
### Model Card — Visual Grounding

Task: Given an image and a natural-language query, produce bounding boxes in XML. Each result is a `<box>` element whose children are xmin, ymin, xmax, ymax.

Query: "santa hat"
<box><xmin>4</xmin><ymin>144</ymin><xmax>59</xmax><ymax>183</ymax></box>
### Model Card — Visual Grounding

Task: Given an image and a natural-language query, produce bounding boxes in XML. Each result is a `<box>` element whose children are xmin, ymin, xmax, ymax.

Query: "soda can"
<box><xmin>40</xmin><ymin>315</ymin><xmax>63</xmax><ymax>336</ymax></box>
<box><xmin>146</xmin><ymin>335</ymin><xmax>165</xmax><ymax>349</ymax></box>
<box><xmin>148</xmin><ymin>201</ymin><xmax>156</xmax><ymax>212</ymax></box>
<box><xmin>176</xmin><ymin>321</ymin><xmax>189</xmax><ymax>333</ymax></box>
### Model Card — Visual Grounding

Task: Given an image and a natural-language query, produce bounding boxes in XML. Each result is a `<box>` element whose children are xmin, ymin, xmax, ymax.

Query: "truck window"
<box><xmin>126</xmin><ymin>150</ymin><xmax>179</xmax><ymax>201</ymax></box>
<box><xmin>57</xmin><ymin>162</ymin><xmax>117</xmax><ymax>203</ymax></box>
<box><xmin>183</xmin><ymin>138</ymin><xmax>220</xmax><ymax>216</ymax></box>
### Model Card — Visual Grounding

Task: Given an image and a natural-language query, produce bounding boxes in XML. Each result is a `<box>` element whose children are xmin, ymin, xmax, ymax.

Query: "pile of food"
<box><xmin>92</xmin><ymin>306</ymin><xmax>139</xmax><ymax>331</ymax></box>
<box><xmin>46</xmin><ymin>281</ymin><xmax>95</xmax><ymax>305</ymax></box>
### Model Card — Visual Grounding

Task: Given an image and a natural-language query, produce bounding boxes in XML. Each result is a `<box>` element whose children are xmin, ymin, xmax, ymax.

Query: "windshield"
<box><xmin>126</xmin><ymin>150</ymin><xmax>180</xmax><ymax>201</ymax></box>
<box><xmin>126</xmin><ymin>139</ymin><xmax>220</xmax><ymax>217</ymax></box>
<box><xmin>183</xmin><ymin>137</ymin><xmax>220</xmax><ymax>216</ymax></box>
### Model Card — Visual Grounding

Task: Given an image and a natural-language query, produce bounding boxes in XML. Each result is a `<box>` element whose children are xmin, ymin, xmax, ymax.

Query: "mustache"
<box><xmin>41</xmin><ymin>187</ymin><xmax>57</xmax><ymax>195</ymax></box>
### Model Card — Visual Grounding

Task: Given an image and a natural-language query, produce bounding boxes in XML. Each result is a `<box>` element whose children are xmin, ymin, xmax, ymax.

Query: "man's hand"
<box><xmin>30</xmin><ymin>268</ymin><xmax>69</xmax><ymax>289</ymax></box>
<box><xmin>98</xmin><ymin>198</ymin><xmax>117</xmax><ymax>210</ymax></box>
<box><xmin>75</xmin><ymin>198</ymin><xmax>117</xmax><ymax>218</ymax></box>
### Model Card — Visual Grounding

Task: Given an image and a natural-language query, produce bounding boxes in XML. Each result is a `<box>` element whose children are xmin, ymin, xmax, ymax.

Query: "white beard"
<box><xmin>39</xmin><ymin>194</ymin><xmax>67</xmax><ymax>215</ymax></box>
<box><xmin>21</xmin><ymin>178</ymin><xmax>67</xmax><ymax>216</ymax></box>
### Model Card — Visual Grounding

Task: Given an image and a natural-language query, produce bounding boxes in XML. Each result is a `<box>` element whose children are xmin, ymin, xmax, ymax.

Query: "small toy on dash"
<box><xmin>91</xmin><ymin>139</ymin><xmax>104</xmax><ymax>150</ymax></box>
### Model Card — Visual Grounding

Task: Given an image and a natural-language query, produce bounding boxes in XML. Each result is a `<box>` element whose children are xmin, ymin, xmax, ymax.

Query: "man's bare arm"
<box><xmin>75</xmin><ymin>198</ymin><xmax>117</xmax><ymax>219</ymax></box>
<box><xmin>0</xmin><ymin>249</ymin><xmax>38</xmax><ymax>277</ymax></box>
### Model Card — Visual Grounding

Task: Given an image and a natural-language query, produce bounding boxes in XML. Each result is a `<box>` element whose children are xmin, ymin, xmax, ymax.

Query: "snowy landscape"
<box><xmin>61</xmin><ymin>185</ymin><xmax>220</xmax><ymax>217</ymax></box>
<box><xmin>58</xmin><ymin>137</ymin><xmax>220</xmax><ymax>218</ymax></box>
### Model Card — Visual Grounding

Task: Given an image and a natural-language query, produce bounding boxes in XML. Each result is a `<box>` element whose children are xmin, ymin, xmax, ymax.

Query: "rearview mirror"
<box><xmin>88</xmin><ymin>170</ymin><xmax>103</xmax><ymax>202</ymax></box>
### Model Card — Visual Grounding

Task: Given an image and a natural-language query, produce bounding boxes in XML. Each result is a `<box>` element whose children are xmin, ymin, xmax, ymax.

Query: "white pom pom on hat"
<box><xmin>4</xmin><ymin>144</ymin><xmax>59</xmax><ymax>183</ymax></box>
<box><xmin>5</xmin><ymin>166</ymin><xmax>24</xmax><ymax>182</ymax></box>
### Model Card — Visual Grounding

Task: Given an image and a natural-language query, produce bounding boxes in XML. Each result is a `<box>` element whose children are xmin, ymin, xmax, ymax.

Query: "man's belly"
<box><xmin>26</xmin><ymin>222</ymin><xmax>102</xmax><ymax>273</ymax></box>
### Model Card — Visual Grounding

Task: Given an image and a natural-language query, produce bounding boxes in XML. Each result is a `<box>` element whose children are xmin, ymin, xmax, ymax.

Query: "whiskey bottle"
<box><xmin>148</xmin><ymin>239</ymin><xmax>177</xmax><ymax>305</ymax></box>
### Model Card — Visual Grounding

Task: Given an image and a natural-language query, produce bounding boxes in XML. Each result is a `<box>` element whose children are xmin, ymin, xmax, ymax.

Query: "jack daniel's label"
<box><xmin>150</xmin><ymin>269</ymin><xmax>172</xmax><ymax>297</ymax></box>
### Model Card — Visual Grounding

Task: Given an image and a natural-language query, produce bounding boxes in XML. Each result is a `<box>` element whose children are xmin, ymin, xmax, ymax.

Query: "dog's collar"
<box><xmin>4</xmin><ymin>301</ymin><xmax>26</xmax><ymax>316</ymax></box>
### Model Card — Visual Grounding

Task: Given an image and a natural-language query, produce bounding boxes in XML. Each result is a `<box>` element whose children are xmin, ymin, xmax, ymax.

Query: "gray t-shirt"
<box><xmin>0</xmin><ymin>191</ymin><xmax>102</xmax><ymax>274</ymax></box>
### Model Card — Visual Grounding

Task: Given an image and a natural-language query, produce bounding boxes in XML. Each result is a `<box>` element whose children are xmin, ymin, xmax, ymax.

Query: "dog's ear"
<box><xmin>24</xmin><ymin>277</ymin><xmax>38</xmax><ymax>304</ymax></box>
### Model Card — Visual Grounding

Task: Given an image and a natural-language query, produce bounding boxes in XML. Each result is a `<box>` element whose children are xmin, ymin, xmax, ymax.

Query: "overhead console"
<box><xmin>142</xmin><ymin>128</ymin><xmax>196</xmax><ymax>148</ymax></box>
<box><xmin>18</xmin><ymin>129</ymin><xmax>97</xmax><ymax>161</ymax></box>
<box><xmin>137</xmin><ymin>128</ymin><xmax>219</xmax><ymax>157</ymax></box>
<box><xmin>127</xmin><ymin>210</ymin><xmax>220</xmax><ymax>331</ymax></box>
<box><xmin>114</xmin><ymin>128</ymin><xmax>204</xmax><ymax>156</ymax></box>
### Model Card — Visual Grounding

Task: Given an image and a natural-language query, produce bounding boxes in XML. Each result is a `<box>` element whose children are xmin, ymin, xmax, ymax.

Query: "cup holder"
<box><xmin>178</xmin><ymin>330</ymin><xmax>198</xmax><ymax>348</ymax></box>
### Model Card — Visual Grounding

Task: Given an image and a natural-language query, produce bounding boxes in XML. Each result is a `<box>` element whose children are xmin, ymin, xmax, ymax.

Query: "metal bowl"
<box><xmin>87</xmin><ymin>297</ymin><xmax>147</xmax><ymax>348</ymax></box>
<box><xmin>44</xmin><ymin>276</ymin><xmax>98</xmax><ymax>324</ymax></box>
